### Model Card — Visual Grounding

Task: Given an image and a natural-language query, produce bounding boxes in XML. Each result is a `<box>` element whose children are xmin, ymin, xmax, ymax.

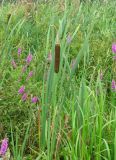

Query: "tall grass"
<box><xmin>0</xmin><ymin>0</ymin><xmax>116</xmax><ymax>159</ymax></box>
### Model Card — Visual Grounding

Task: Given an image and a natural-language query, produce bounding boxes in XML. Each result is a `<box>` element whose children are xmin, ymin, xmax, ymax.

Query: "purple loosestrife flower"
<box><xmin>31</xmin><ymin>96</ymin><xmax>39</xmax><ymax>103</ymax></box>
<box><xmin>22</xmin><ymin>65</ymin><xmax>27</xmax><ymax>73</ymax></box>
<box><xmin>26</xmin><ymin>71</ymin><xmax>33</xmax><ymax>80</ymax></box>
<box><xmin>112</xmin><ymin>43</ymin><xmax>116</xmax><ymax>53</ymax></box>
<box><xmin>26</xmin><ymin>53</ymin><xmax>33</xmax><ymax>64</ymax></box>
<box><xmin>18</xmin><ymin>48</ymin><xmax>22</xmax><ymax>56</ymax></box>
<box><xmin>0</xmin><ymin>138</ymin><xmax>8</xmax><ymax>156</ymax></box>
<box><xmin>18</xmin><ymin>86</ymin><xmax>25</xmax><ymax>94</ymax></box>
<box><xmin>11</xmin><ymin>60</ymin><xmax>17</xmax><ymax>69</ymax></box>
<box><xmin>28</xmin><ymin>71</ymin><xmax>33</xmax><ymax>77</ymax></box>
<box><xmin>111</xmin><ymin>80</ymin><xmax>116</xmax><ymax>91</ymax></box>
<box><xmin>113</xmin><ymin>56</ymin><xmax>116</xmax><ymax>60</ymax></box>
<box><xmin>22</xmin><ymin>93</ymin><xmax>28</xmax><ymax>101</ymax></box>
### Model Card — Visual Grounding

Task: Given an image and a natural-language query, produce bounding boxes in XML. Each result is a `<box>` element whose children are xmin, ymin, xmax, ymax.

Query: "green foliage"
<box><xmin>0</xmin><ymin>0</ymin><xmax>116</xmax><ymax>159</ymax></box>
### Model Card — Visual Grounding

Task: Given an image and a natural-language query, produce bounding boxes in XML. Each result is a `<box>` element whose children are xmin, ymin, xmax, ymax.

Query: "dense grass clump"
<box><xmin>0</xmin><ymin>0</ymin><xmax>116</xmax><ymax>159</ymax></box>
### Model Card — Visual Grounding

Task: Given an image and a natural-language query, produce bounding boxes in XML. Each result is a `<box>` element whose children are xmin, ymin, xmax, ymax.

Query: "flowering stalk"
<box><xmin>22</xmin><ymin>65</ymin><xmax>27</xmax><ymax>73</ymax></box>
<box><xmin>18</xmin><ymin>86</ymin><xmax>25</xmax><ymax>94</ymax></box>
<box><xmin>22</xmin><ymin>93</ymin><xmax>28</xmax><ymax>101</ymax></box>
<box><xmin>18</xmin><ymin>48</ymin><xmax>22</xmax><ymax>56</ymax></box>
<box><xmin>112</xmin><ymin>43</ymin><xmax>116</xmax><ymax>53</ymax></box>
<box><xmin>112</xmin><ymin>43</ymin><xmax>116</xmax><ymax>62</ymax></box>
<box><xmin>11</xmin><ymin>60</ymin><xmax>17</xmax><ymax>69</ymax></box>
<box><xmin>0</xmin><ymin>138</ymin><xmax>8</xmax><ymax>156</ymax></box>
<box><xmin>16</xmin><ymin>48</ymin><xmax>40</xmax><ymax>103</ymax></box>
<box><xmin>111</xmin><ymin>80</ymin><xmax>116</xmax><ymax>91</ymax></box>
<box><xmin>26</xmin><ymin>71</ymin><xmax>33</xmax><ymax>80</ymax></box>
<box><xmin>26</xmin><ymin>53</ymin><xmax>33</xmax><ymax>64</ymax></box>
<box><xmin>31</xmin><ymin>96</ymin><xmax>39</xmax><ymax>103</ymax></box>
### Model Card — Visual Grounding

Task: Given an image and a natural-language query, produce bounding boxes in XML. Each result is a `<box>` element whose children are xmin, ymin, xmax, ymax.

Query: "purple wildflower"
<box><xmin>0</xmin><ymin>138</ymin><xmax>8</xmax><ymax>156</ymax></box>
<box><xmin>31</xmin><ymin>96</ymin><xmax>39</xmax><ymax>103</ymax></box>
<box><xmin>26</xmin><ymin>53</ymin><xmax>33</xmax><ymax>63</ymax></box>
<box><xmin>112</xmin><ymin>43</ymin><xmax>116</xmax><ymax>53</ymax></box>
<box><xmin>18</xmin><ymin>86</ymin><xmax>25</xmax><ymax>94</ymax></box>
<box><xmin>26</xmin><ymin>71</ymin><xmax>33</xmax><ymax>80</ymax></box>
<box><xmin>22</xmin><ymin>65</ymin><xmax>27</xmax><ymax>73</ymax></box>
<box><xmin>22</xmin><ymin>93</ymin><xmax>28</xmax><ymax>101</ymax></box>
<box><xmin>113</xmin><ymin>56</ymin><xmax>116</xmax><ymax>60</ymax></box>
<box><xmin>11</xmin><ymin>60</ymin><xmax>17</xmax><ymax>69</ymax></box>
<box><xmin>111</xmin><ymin>80</ymin><xmax>116</xmax><ymax>90</ymax></box>
<box><xmin>67</xmin><ymin>34</ymin><xmax>72</xmax><ymax>44</ymax></box>
<box><xmin>28</xmin><ymin>71</ymin><xmax>33</xmax><ymax>77</ymax></box>
<box><xmin>18</xmin><ymin>48</ymin><xmax>22</xmax><ymax>56</ymax></box>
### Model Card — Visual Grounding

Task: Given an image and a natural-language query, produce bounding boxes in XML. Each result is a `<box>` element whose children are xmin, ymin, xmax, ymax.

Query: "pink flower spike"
<box><xmin>28</xmin><ymin>71</ymin><xmax>33</xmax><ymax>77</ymax></box>
<box><xmin>31</xmin><ymin>96</ymin><xmax>39</xmax><ymax>103</ymax></box>
<box><xmin>11</xmin><ymin>60</ymin><xmax>17</xmax><ymax>69</ymax></box>
<box><xmin>18</xmin><ymin>86</ymin><xmax>25</xmax><ymax>94</ymax></box>
<box><xmin>22</xmin><ymin>93</ymin><xmax>28</xmax><ymax>101</ymax></box>
<box><xmin>26</xmin><ymin>71</ymin><xmax>33</xmax><ymax>80</ymax></box>
<box><xmin>22</xmin><ymin>65</ymin><xmax>27</xmax><ymax>73</ymax></box>
<box><xmin>18</xmin><ymin>48</ymin><xmax>22</xmax><ymax>56</ymax></box>
<box><xmin>0</xmin><ymin>138</ymin><xmax>8</xmax><ymax>156</ymax></box>
<box><xmin>111</xmin><ymin>80</ymin><xmax>116</xmax><ymax>90</ymax></box>
<box><xmin>113</xmin><ymin>56</ymin><xmax>116</xmax><ymax>60</ymax></box>
<box><xmin>26</xmin><ymin>53</ymin><xmax>33</xmax><ymax>63</ymax></box>
<box><xmin>112</xmin><ymin>43</ymin><xmax>116</xmax><ymax>53</ymax></box>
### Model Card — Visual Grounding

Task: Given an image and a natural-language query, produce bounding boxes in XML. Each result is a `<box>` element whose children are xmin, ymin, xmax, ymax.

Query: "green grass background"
<box><xmin>0</xmin><ymin>0</ymin><xmax>116</xmax><ymax>159</ymax></box>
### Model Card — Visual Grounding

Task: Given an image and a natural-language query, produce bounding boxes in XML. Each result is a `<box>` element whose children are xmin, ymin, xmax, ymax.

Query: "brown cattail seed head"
<box><xmin>55</xmin><ymin>43</ymin><xmax>60</xmax><ymax>73</ymax></box>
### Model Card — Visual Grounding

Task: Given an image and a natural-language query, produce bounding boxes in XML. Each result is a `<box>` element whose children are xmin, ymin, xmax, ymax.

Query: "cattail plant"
<box><xmin>54</xmin><ymin>34</ymin><xmax>60</xmax><ymax>73</ymax></box>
